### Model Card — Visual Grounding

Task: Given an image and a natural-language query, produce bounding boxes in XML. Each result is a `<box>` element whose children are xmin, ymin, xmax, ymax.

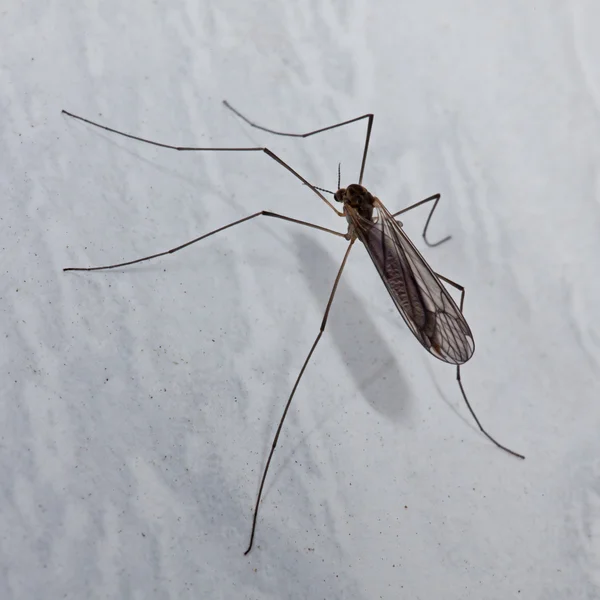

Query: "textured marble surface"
<box><xmin>2</xmin><ymin>1</ymin><xmax>600</xmax><ymax>598</ymax></box>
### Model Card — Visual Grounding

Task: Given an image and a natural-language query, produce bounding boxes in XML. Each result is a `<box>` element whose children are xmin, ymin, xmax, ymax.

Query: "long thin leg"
<box><xmin>64</xmin><ymin>211</ymin><xmax>347</xmax><ymax>272</ymax></box>
<box><xmin>392</xmin><ymin>194</ymin><xmax>450</xmax><ymax>248</ymax></box>
<box><xmin>245</xmin><ymin>238</ymin><xmax>356</xmax><ymax>554</ymax></box>
<box><xmin>436</xmin><ymin>272</ymin><xmax>525</xmax><ymax>460</ymax></box>
<box><xmin>61</xmin><ymin>110</ymin><xmax>343</xmax><ymax>216</ymax></box>
<box><xmin>223</xmin><ymin>101</ymin><xmax>374</xmax><ymax>187</ymax></box>
<box><xmin>435</xmin><ymin>272</ymin><xmax>466</xmax><ymax>312</ymax></box>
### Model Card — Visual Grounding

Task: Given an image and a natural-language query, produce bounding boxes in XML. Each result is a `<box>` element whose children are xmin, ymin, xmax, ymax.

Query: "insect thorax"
<box><xmin>335</xmin><ymin>184</ymin><xmax>375</xmax><ymax>222</ymax></box>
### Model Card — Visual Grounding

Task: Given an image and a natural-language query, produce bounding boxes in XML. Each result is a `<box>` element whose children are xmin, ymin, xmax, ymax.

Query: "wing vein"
<box><xmin>347</xmin><ymin>199</ymin><xmax>474</xmax><ymax>365</ymax></box>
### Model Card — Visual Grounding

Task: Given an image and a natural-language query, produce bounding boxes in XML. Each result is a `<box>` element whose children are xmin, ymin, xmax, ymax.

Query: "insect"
<box><xmin>63</xmin><ymin>102</ymin><xmax>525</xmax><ymax>554</ymax></box>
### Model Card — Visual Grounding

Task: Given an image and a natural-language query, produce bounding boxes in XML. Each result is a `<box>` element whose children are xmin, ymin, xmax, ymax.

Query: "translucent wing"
<box><xmin>347</xmin><ymin>198</ymin><xmax>474</xmax><ymax>365</ymax></box>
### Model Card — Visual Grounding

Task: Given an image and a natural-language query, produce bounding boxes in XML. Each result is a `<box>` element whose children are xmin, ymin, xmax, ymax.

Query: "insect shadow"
<box><xmin>293</xmin><ymin>232</ymin><xmax>411</xmax><ymax>421</ymax></box>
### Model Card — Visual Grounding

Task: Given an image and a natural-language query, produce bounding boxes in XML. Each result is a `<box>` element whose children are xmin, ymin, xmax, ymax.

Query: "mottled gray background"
<box><xmin>2</xmin><ymin>1</ymin><xmax>600</xmax><ymax>598</ymax></box>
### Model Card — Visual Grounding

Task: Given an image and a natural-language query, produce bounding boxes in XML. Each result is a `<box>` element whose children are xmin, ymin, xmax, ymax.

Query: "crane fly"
<box><xmin>62</xmin><ymin>101</ymin><xmax>525</xmax><ymax>554</ymax></box>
